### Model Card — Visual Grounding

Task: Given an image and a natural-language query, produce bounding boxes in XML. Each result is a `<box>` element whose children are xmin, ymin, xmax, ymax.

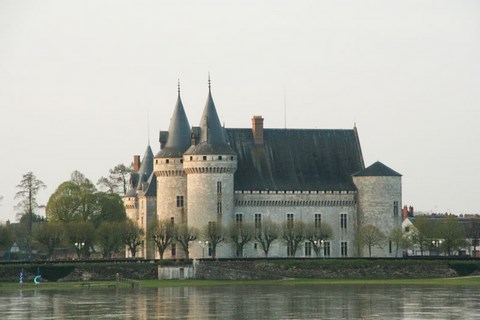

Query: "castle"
<box><xmin>124</xmin><ymin>81</ymin><xmax>402</xmax><ymax>259</ymax></box>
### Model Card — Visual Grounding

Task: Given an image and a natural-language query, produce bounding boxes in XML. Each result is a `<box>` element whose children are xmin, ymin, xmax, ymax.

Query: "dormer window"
<box><xmin>166</xmin><ymin>159</ymin><xmax>170</xmax><ymax>164</ymax></box>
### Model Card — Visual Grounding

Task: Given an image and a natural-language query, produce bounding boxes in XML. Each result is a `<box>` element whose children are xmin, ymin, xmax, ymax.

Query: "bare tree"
<box><xmin>66</xmin><ymin>221</ymin><xmax>95</xmax><ymax>259</ymax></box>
<box><xmin>410</xmin><ymin>216</ymin><xmax>435</xmax><ymax>256</ymax></box>
<box><xmin>175</xmin><ymin>224</ymin><xmax>198</xmax><ymax>259</ymax></box>
<box><xmin>227</xmin><ymin>221</ymin><xmax>255</xmax><ymax>257</ymax></box>
<box><xmin>388</xmin><ymin>227</ymin><xmax>405</xmax><ymax>257</ymax></box>
<box><xmin>15</xmin><ymin>172</ymin><xmax>46</xmax><ymax>259</ymax></box>
<box><xmin>358</xmin><ymin>224</ymin><xmax>386</xmax><ymax>257</ymax></box>
<box><xmin>254</xmin><ymin>219</ymin><xmax>280</xmax><ymax>257</ymax></box>
<box><xmin>466</xmin><ymin>219</ymin><xmax>480</xmax><ymax>257</ymax></box>
<box><xmin>305</xmin><ymin>222</ymin><xmax>333</xmax><ymax>257</ymax></box>
<box><xmin>122</xmin><ymin>220</ymin><xmax>144</xmax><ymax>258</ymax></box>
<box><xmin>437</xmin><ymin>215</ymin><xmax>466</xmax><ymax>256</ymax></box>
<box><xmin>96</xmin><ymin>221</ymin><xmax>124</xmax><ymax>258</ymax></box>
<box><xmin>203</xmin><ymin>222</ymin><xmax>225</xmax><ymax>259</ymax></box>
<box><xmin>97</xmin><ymin>164</ymin><xmax>133</xmax><ymax>195</ymax></box>
<box><xmin>0</xmin><ymin>223</ymin><xmax>14</xmax><ymax>255</ymax></box>
<box><xmin>34</xmin><ymin>222</ymin><xmax>65</xmax><ymax>260</ymax></box>
<box><xmin>149</xmin><ymin>219</ymin><xmax>175</xmax><ymax>259</ymax></box>
<box><xmin>282</xmin><ymin>220</ymin><xmax>306</xmax><ymax>257</ymax></box>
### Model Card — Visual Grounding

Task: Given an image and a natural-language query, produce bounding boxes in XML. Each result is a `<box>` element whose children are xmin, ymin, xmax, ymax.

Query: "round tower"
<box><xmin>154</xmin><ymin>84</ymin><xmax>191</xmax><ymax>259</ymax></box>
<box><xmin>184</xmin><ymin>82</ymin><xmax>237</xmax><ymax>259</ymax></box>
<box><xmin>124</xmin><ymin>146</ymin><xmax>156</xmax><ymax>259</ymax></box>
<box><xmin>352</xmin><ymin>161</ymin><xmax>402</xmax><ymax>257</ymax></box>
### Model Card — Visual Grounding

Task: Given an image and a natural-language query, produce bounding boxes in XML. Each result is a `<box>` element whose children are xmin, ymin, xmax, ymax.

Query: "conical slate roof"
<box><xmin>352</xmin><ymin>161</ymin><xmax>401</xmax><ymax>177</ymax></box>
<box><xmin>185</xmin><ymin>87</ymin><xmax>235</xmax><ymax>155</ymax></box>
<box><xmin>156</xmin><ymin>93</ymin><xmax>191</xmax><ymax>158</ymax></box>
<box><xmin>136</xmin><ymin>145</ymin><xmax>154</xmax><ymax>190</ymax></box>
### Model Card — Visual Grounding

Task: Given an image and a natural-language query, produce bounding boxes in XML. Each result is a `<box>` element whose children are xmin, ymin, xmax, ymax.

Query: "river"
<box><xmin>1</xmin><ymin>284</ymin><xmax>479</xmax><ymax>319</ymax></box>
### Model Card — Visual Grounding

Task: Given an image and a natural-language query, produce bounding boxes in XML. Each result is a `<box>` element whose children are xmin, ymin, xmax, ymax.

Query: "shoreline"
<box><xmin>2</xmin><ymin>276</ymin><xmax>480</xmax><ymax>291</ymax></box>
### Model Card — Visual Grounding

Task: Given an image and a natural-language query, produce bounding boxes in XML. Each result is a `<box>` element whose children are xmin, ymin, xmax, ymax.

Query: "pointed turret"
<box><xmin>136</xmin><ymin>145</ymin><xmax>154</xmax><ymax>190</ymax></box>
<box><xmin>157</xmin><ymin>83</ymin><xmax>191</xmax><ymax>158</ymax></box>
<box><xmin>185</xmin><ymin>80</ymin><xmax>235</xmax><ymax>155</ymax></box>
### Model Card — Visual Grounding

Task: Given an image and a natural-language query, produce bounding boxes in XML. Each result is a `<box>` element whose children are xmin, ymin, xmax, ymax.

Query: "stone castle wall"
<box><xmin>183</xmin><ymin>154</ymin><xmax>237</xmax><ymax>259</ymax></box>
<box><xmin>353</xmin><ymin>176</ymin><xmax>402</xmax><ymax>257</ymax></box>
<box><xmin>234</xmin><ymin>192</ymin><xmax>358</xmax><ymax>258</ymax></box>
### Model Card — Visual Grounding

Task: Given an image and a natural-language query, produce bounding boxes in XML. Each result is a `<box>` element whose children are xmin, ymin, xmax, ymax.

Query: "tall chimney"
<box><xmin>252</xmin><ymin>115</ymin><xmax>264</xmax><ymax>146</ymax></box>
<box><xmin>133</xmin><ymin>155</ymin><xmax>140</xmax><ymax>172</ymax></box>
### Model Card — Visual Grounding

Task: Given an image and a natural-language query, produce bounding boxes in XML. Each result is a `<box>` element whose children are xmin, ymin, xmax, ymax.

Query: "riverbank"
<box><xmin>2</xmin><ymin>276</ymin><xmax>480</xmax><ymax>291</ymax></box>
<box><xmin>2</xmin><ymin>258</ymin><xmax>480</xmax><ymax>282</ymax></box>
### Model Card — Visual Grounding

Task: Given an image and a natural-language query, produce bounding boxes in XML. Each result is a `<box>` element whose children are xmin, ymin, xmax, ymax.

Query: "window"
<box><xmin>170</xmin><ymin>217</ymin><xmax>175</xmax><ymax>225</ymax></box>
<box><xmin>189</xmin><ymin>156</ymin><xmax>193</xmax><ymax>161</ymax></box>
<box><xmin>323</xmin><ymin>241</ymin><xmax>331</xmax><ymax>257</ymax></box>
<box><xmin>389</xmin><ymin>241</ymin><xmax>392</xmax><ymax>254</ymax></box>
<box><xmin>340</xmin><ymin>214</ymin><xmax>347</xmax><ymax>229</ymax></box>
<box><xmin>315</xmin><ymin>214</ymin><xmax>322</xmax><ymax>228</ymax></box>
<box><xmin>393</xmin><ymin>201</ymin><xmax>399</xmax><ymax>217</ymax></box>
<box><xmin>405</xmin><ymin>226</ymin><xmax>410</xmax><ymax>233</ymax></box>
<box><xmin>171</xmin><ymin>243</ymin><xmax>176</xmax><ymax>257</ymax></box>
<box><xmin>218</xmin><ymin>156</ymin><xmax>223</xmax><ymax>160</ymax></box>
<box><xmin>235</xmin><ymin>213</ymin><xmax>243</xmax><ymax>224</ymax></box>
<box><xmin>217</xmin><ymin>181</ymin><xmax>222</xmax><ymax>194</ymax></box>
<box><xmin>208</xmin><ymin>242</ymin><xmax>213</xmax><ymax>257</ymax></box>
<box><xmin>176</xmin><ymin>196</ymin><xmax>184</xmax><ymax>208</ymax></box>
<box><xmin>287</xmin><ymin>214</ymin><xmax>294</xmax><ymax>228</ymax></box>
<box><xmin>166</xmin><ymin>159</ymin><xmax>169</xmax><ymax>164</ymax></box>
<box><xmin>341</xmin><ymin>241</ymin><xmax>348</xmax><ymax>257</ymax></box>
<box><xmin>305</xmin><ymin>242</ymin><xmax>312</xmax><ymax>257</ymax></box>
<box><xmin>203</xmin><ymin>156</ymin><xmax>207</xmax><ymax>161</ymax></box>
<box><xmin>255</xmin><ymin>214</ymin><xmax>262</xmax><ymax>229</ymax></box>
<box><xmin>217</xmin><ymin>201</ymin><xmax>222</xmax><ymax>214</ymax></box>
<box><xmin>287</xmin><ymin>243</ymin><xmax>294</xmax><ymax>257</ymax></box>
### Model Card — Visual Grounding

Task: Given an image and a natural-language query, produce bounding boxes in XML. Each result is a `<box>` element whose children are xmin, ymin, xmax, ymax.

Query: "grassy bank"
<box><xmin>2</xmin><ymin>276</ymin><xmax>480</xmax><ymax>291</ymax></box>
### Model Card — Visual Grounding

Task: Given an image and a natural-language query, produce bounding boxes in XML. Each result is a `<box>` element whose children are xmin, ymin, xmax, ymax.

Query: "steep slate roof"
<box><xmin>185</xmin><ymin>88</ymin><xmax>235</xmax><ymax>155</ymax></box>
<box><xmin>352</xmin><ymin>161</ymin><xmax>401</xmax><ymax>177</ymax></box>
<box><xmin>156</xmin><ymin>92</ymin><xmax>191</xmax><ymax>158</ymax></box>
<box><xmin>226</xmin><ymin>128</ymin><xmax>365</xmax><ymax>191</ymax></box>
<box><xmin>125</xmin><ymin>145</ymin><xmax>157</xmax><ymax>197</ymax></box>
<box><xmin>136</xmin><ymin>145</ymin><xmax>154</xmax><ymax>190</ymax></box>
<box><xmin>140</xmin><ymin>172</ymin><xmax>157</xmax><ymax>197</ymax></box>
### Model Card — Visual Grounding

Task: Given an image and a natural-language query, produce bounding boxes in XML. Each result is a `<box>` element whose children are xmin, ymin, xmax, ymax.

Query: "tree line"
<box><xmin>0</xmin><ymin>166</ymin><xmax>135</xmax><ymax>260</ymax></box>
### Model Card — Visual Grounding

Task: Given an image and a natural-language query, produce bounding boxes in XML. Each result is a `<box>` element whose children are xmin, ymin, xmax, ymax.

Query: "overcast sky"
<box><xmin>1</xmin><ymin>0</ymin><xmax>479</xmax><ymax>223</ymax></box>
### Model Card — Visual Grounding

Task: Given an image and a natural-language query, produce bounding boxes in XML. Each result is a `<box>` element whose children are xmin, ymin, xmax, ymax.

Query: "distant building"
<box><xmin>124</xmin><ymin>82</ymin><xmax>402</xmax><ymax>259</ymax></box>
<box><xmin>402</xmin><ymin>211</ymin><xmax>480</xmax><ymax>256</ymax></box>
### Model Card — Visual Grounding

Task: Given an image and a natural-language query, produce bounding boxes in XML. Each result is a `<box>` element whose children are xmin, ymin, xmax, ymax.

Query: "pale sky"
<box><xmin>1</xmin><ymin>0</ymin><xmax>479</xmax><ymax>223</ymax></box>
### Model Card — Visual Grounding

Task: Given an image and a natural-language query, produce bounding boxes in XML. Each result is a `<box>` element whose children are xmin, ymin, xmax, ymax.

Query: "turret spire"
<box><xmin>156</xmin><ymin>82</ymin><xmax>191</xmax><ymax>158</ymax></box>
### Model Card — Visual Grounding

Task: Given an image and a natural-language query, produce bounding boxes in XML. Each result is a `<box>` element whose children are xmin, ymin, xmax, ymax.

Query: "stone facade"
<box><xmin>124</xmin><ymin>84</ymin><xmax>402</xmax><ymax>259</ymax></box>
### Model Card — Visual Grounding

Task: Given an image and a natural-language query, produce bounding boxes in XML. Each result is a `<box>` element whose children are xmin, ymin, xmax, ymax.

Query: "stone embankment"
<box><xmin>194</xmin><ymin>259</ymin><xmax>460</xmax><ymax>280</ymax></box>
<box><xmin>0</xmin><ymin>263</ymin><xmax>158</xmax><ymax>282</ymax></box>
<box><xmin>1</xmin><ymin>259</ymin><xmax>477</xmax><ymax>282</ymax></box>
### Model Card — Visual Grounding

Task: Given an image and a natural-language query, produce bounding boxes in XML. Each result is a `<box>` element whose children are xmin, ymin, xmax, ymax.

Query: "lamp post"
<box><xmin>432</xmin><ymin>240</ymin><xmax>442</xmax><ymax>256</ymax></box>
<box><xmin>75</xmin><ymin>242</ymin><xmax>85</xmax><ymax>259</ymax></box>
<box><xmin>314</xmin><ymin>240</ymin><xmax>324</xmax><ymax>257</ymax></box>
<box><xmin>198</xmin><ymin>241</ymin><xmax>209</xmax><ymax>258</ymax></box>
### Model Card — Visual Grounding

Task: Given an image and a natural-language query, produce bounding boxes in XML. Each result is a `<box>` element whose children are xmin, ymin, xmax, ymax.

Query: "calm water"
<box><xmin>1</xmin><ymin>284</ymin><xmax>479</xmax><ymax>319</ymax></box>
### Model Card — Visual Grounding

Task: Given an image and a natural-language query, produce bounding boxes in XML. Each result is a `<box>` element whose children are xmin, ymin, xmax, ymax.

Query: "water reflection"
<box><xmin>1</xmin><ymin>284</ymin><xmax>479</xmax><ymax>319</ymax></box>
